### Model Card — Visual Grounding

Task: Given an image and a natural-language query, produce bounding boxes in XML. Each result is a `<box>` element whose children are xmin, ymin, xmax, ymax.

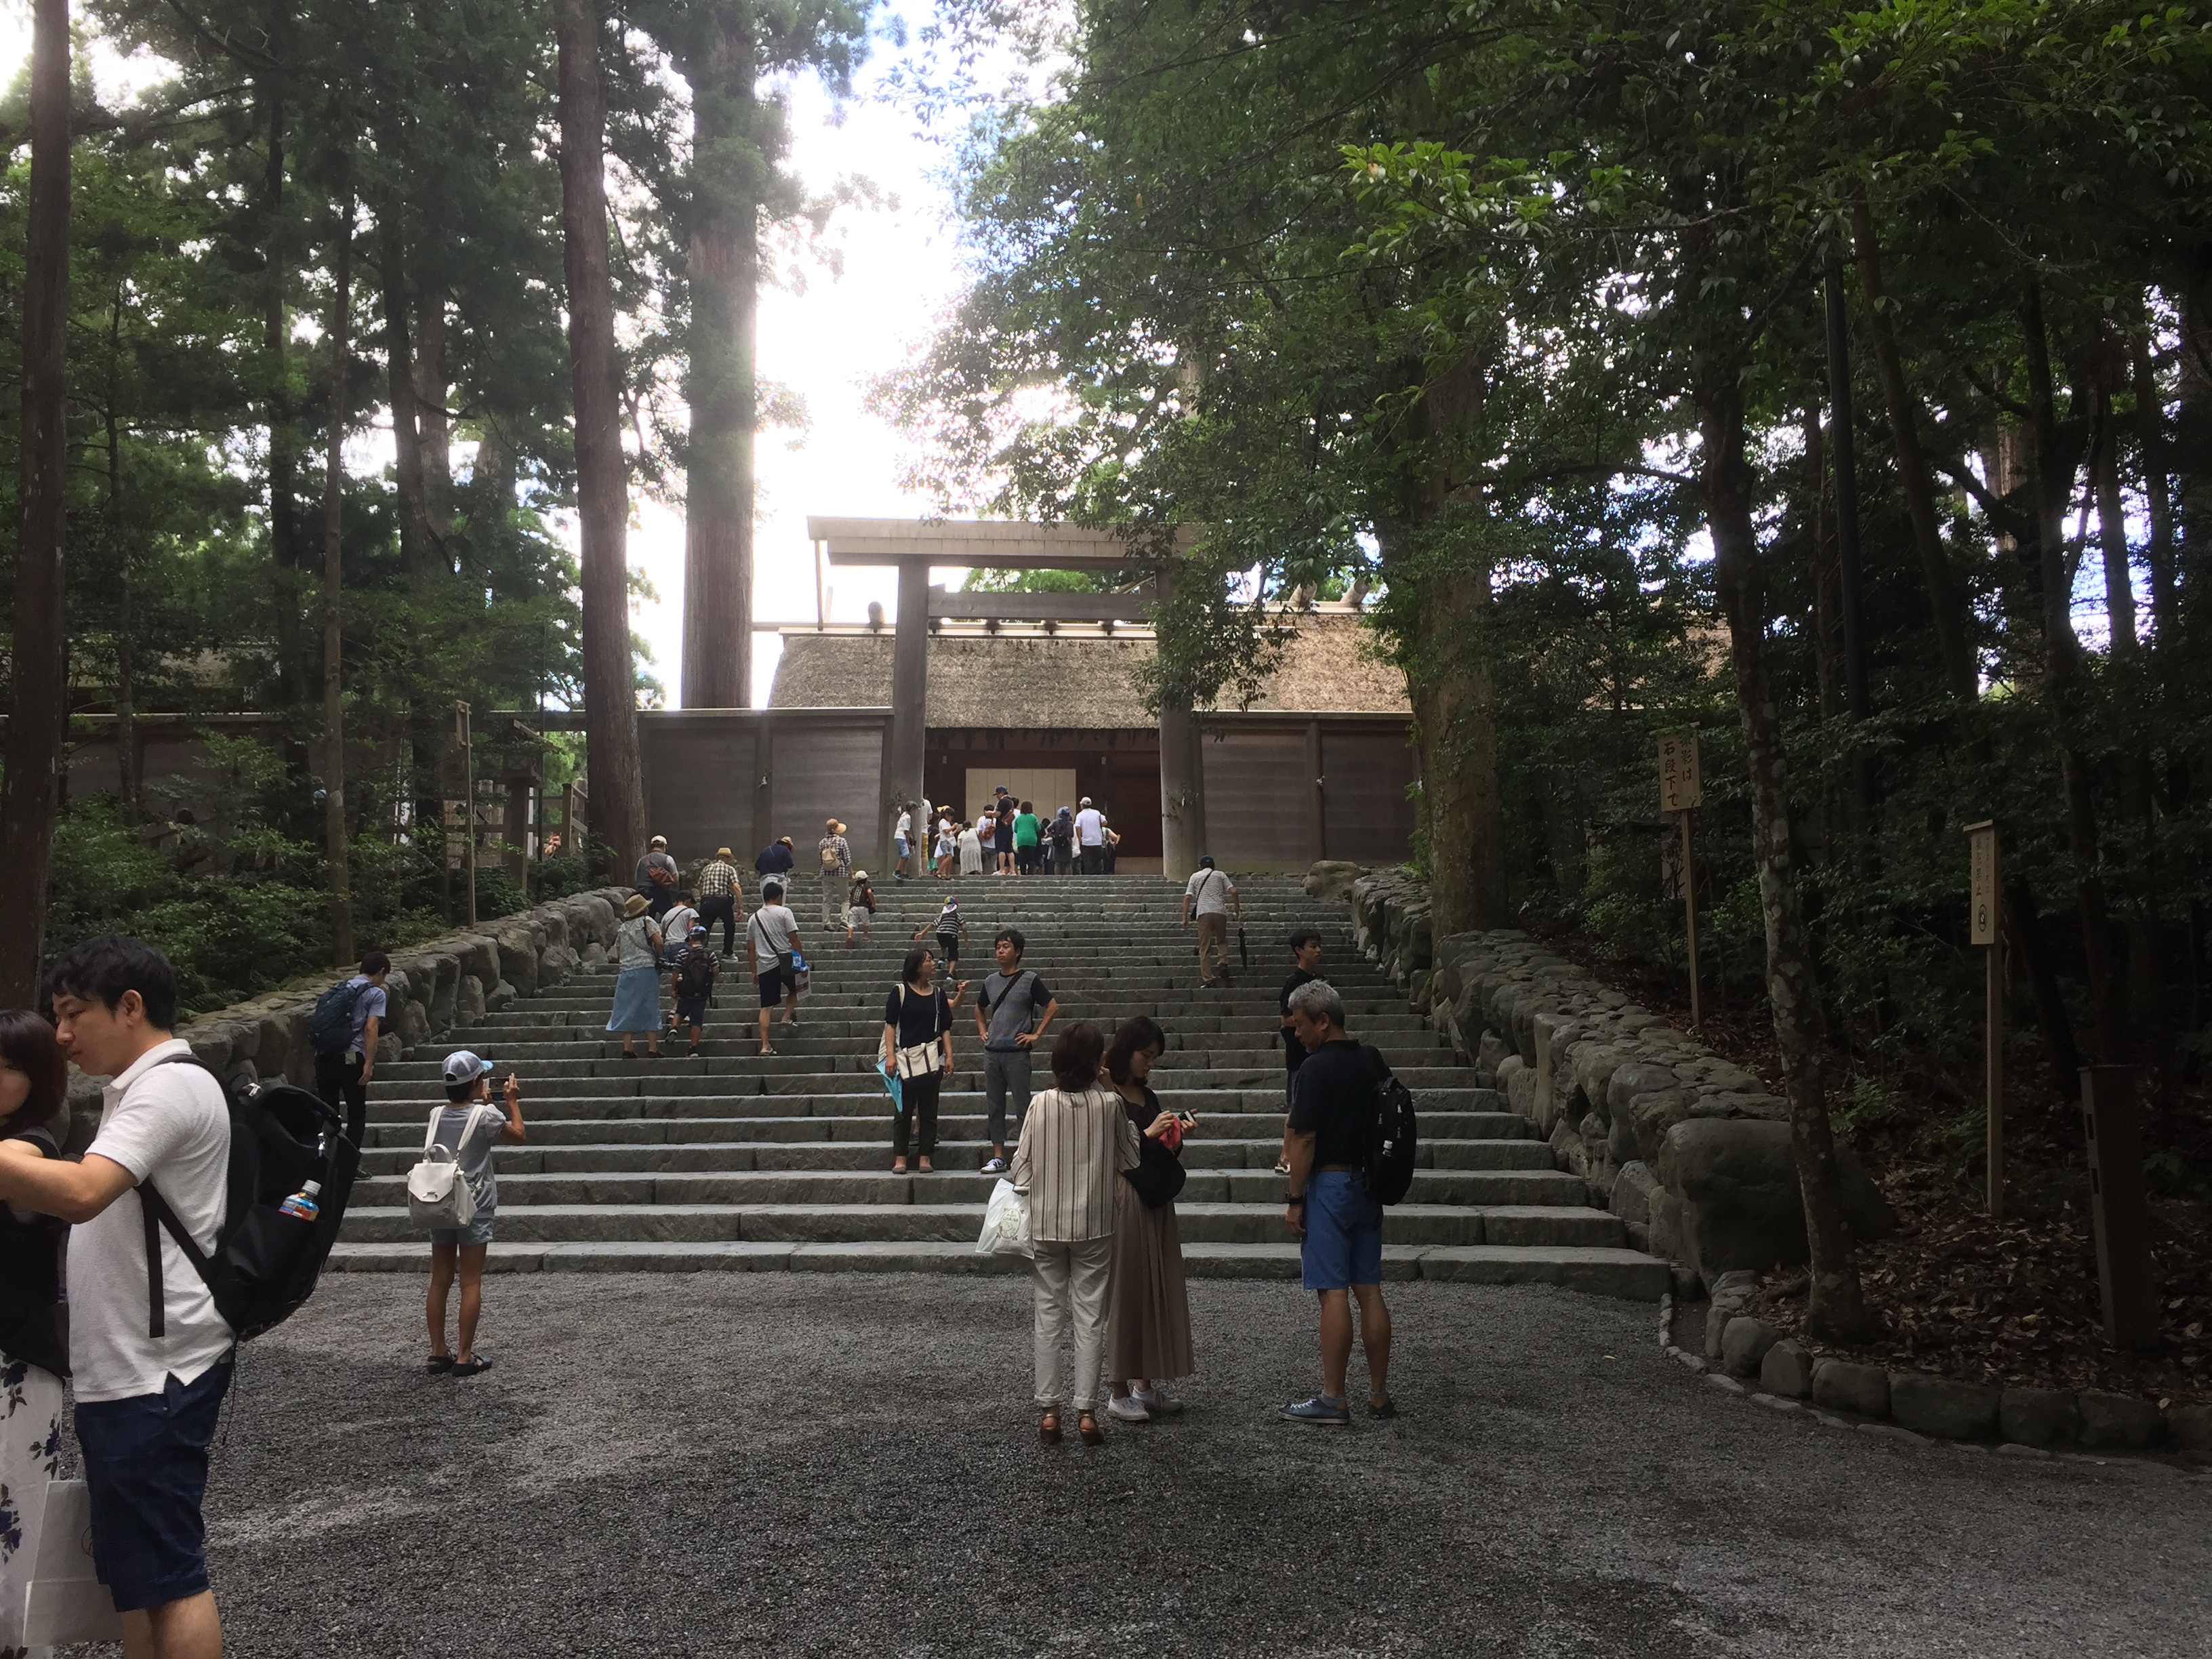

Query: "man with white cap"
<box><xmin>817</xmin><ymin>817</ymin><xmax>853</xmax><ymax>932</ymax></box>
<box><xmin>635</xmin><ymin>834</ymin><xmax>679</xmax><ymax>919</ymax></box>
<box><xmin>424</xmin><ymin>1051</ymin><xmax>526</xmax><ymax>1378</ymax></box>
<box><xmin>1074</xmin><ymin>796</ymin><xmax>1107</xmax><ymax>875</ymax></box>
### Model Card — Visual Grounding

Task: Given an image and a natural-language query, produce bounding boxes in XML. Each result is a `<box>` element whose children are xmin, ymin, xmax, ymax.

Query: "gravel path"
<box><xmin>64</xmin><ymin>1274</ymin><xmax>2211</xmax><ymax>1657</ymax></box>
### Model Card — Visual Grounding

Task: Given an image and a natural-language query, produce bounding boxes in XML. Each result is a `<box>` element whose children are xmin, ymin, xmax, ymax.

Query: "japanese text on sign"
<box><xmin>1658</xmin><ymin>730</ymin><xmax>1702</xmax><ymax>813</ymax></box>
<box><xmin>1966</xmin><ymin>821</ymin><xmax>1999</xmax><ymax>945</ymax></box>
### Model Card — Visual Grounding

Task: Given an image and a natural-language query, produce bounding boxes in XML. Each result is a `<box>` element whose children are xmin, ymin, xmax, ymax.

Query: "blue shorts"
<box><xmin>75</xmin><ymin>1362</ymin><xmax>233</xmax><ymax>1612</ymax></box>
<box><xmin>432</xmin><ymin>1217</ymin><xmax>495</xmax><ymax>1248</ymax></box>
<box><xmin>1300</xmin><ymin>1170</ymin><xmax>1383</xmax><ymax>1290</ymax></box>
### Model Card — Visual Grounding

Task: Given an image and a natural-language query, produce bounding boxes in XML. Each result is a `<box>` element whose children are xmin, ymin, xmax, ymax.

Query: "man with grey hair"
<box><xmin>1279</xmin><ymin>977</ymin><xmax>1394</xmax><ymax>1425</ymax></box>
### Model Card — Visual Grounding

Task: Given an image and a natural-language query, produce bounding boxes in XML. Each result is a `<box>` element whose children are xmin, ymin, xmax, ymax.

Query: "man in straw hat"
<box><xmin>817</xmin><ymin>817</ymin><xmax>853</xmax><ymax>933</ymax></box>
<box><xmin>697</xmin><ymin>846</ymin><xmax>743</xmax><ymax>957</ymax></box>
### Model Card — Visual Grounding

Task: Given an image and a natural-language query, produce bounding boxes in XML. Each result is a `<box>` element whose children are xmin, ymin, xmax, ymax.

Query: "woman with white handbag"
<box><xmin>880</xmin><ymin>946</ymin><xmax>967</xmax><ymax>1174</ymax></box>
<box><xmin>0</xmin><ymin>1009</ymin><xmax>72</xmax><ymax>1657</ymax></box>
<box><xmin>1010</xmin><ymin>1022</ymin><xmax>1144</xmax><ymax>1446</ymax></box>
<box><xmin>415</xmin><ymin>1052</ymin><xmax>526</xmax><ymax>1377</ymax></box>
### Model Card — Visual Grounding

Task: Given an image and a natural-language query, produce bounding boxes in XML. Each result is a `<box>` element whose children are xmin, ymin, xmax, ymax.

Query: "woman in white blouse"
<box><xmin>1012</xmin><ymin>1021</ymin><xmax>1170</xmax><ymax>1444</ymax></box>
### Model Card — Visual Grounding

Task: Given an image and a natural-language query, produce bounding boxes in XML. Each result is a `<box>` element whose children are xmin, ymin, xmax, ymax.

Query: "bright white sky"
<box><xmin>0</xmin><ymin>0</ymin><xmax>995</xmax><ymax>708</ymax></box>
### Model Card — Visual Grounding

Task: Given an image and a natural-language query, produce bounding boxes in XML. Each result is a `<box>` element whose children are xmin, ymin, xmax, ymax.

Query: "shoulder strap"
<box><xmin>424</xmin><ymin>1107</ymin><xmax>447</xmax><ymax>1156</ymax></box>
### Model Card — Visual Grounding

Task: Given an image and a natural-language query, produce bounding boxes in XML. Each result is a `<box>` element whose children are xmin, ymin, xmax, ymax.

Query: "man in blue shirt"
<box><xmin>315</xmin><ymin>950</ymin><xmax>390</xmax><ymax>1125</ymax></box>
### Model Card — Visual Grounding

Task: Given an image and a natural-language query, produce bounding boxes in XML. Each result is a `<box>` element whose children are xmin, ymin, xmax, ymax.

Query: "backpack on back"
<box><xmin>674</xmin><ymin>947</ymin><xmax>715</xmax><ymax>999</ymax></box>
<box><xmin>1361</xmin><ymin>1045</ymin><xmax>1418</xmax><ymax>1206</ymax></box>
<box><xmin>407</xmin><ymin>1105</ymin><xmax>491</xmax><ymax>1229</ymax></box>
<box><xmin>819</xmin><ymin>841</ymin><xmax>841</xmax><ymax>871</ymax></box>
<box><xmin>307</xmin><ymin>977</ymin><xmax>366</xmax><ymax>1057</ymax></box>
<box><xmin>140</xmin><ymin>1055</ymin><xmax>361</xmax><ymax>1342</ymax></box>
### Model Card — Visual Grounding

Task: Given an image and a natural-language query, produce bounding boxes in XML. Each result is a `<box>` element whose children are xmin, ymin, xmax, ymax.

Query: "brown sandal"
<box><xmin>1038</xmin><ymin>1411</ymin><xmax>1062</xmax><ymax>1444</ymax></box>
<box><xmin>1078</xmin><ymin>1412</ymin><xmax>1103</xmax><ymax>1446</ymax></box>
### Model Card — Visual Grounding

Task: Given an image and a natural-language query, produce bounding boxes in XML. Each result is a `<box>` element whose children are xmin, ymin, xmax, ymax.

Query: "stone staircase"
<box><xmin>329</xmin><ymin>876</ymin><xmax>1666</xmax><ymax>1296</ymax></box>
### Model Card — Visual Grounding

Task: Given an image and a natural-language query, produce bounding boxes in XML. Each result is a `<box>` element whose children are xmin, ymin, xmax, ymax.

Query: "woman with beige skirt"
<box><xmin>1103</xmin><ymin>1016</ymin><xmax>1195</xmax><ymax>1421</ymax></box>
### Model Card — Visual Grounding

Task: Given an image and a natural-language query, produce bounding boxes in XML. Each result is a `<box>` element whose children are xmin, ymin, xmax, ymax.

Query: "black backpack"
<box><xmin>138</xmin><ymin>1054</ymin><xmax>361</xmax><ymax>1342</ymax></box>
<box><xmin>307</xmin><ymin>977</ymin><xmax>367</xmax><ymax>1057</ymax></box>
<box><xmin>1361</xmin><ymin>1045</ymin><xmax>1418</xmax><ymax>1206</ymax></box>
<box><xmin>675</xmin><ymin>947</ymin><xmax>715</xmax><ymax>998</ymax></box>
<box><xmin>1048</xmin><ymin>815</ymin><xmax>1072</xmax><ymax>848</ymax></box>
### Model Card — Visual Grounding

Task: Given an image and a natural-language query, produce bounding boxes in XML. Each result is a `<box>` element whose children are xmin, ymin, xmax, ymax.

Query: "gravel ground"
<box><xmin>58</xmin><ymin>1274</ymin><xmax>2212</xmax><ymax>1657</ymax></box>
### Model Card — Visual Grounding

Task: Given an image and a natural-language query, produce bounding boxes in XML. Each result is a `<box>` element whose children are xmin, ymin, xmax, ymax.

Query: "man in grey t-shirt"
<box><xmin>973</xmin><ymin>927</ymin><xmax>1059</xmax><ymax>1173</ymax></box>
<box><xmin>746</xmin><ymin>882</ymin><xmax>804</xmax><ymax>1054</ymax></box>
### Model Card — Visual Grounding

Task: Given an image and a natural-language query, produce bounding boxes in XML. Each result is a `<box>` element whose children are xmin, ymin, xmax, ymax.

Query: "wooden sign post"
<box><xmin>1965</xmin><ymin>820</ymin><xmax>2002</xmax><ymax>1217</ymax></box>
<box><xmin>455</xmin><ymin>700</ymin><xmax>476</xmax><ymax>927</ymax></box>
<box><xmin>1658</xmin><ymin>730</ymin><xmax>1703</xmax><ymax>1031</ymax></box>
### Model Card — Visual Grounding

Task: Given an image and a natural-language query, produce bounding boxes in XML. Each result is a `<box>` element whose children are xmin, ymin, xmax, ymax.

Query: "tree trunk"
<box><xmin>2131</xmin><ymin>325</ymin><xmax>2176</xmax><ymax>644</ymax></box>
<box><xmin>558</xmin><ymin>0</ymin><xmax>647</xmax><ymax>877</ymax></box>
<box><xmin>1698</xmin><ymin>376</ymin><xmax>1870</xmax><ymax>1344</ymax></box>
<box><xmin>2001</xmin><ymin>879</ymin><xmax>2081</xmax><ymax>1098</ymax></box>
<box><xmin>1805</xmin><ymin>409</ymin><xmax>1841</xmax><ymax>724</ymax></box>
<box><xmin>2090</xmin><ymin>389</ymin><xmax>2137</xmax><ymax>659</ymax></box>
<box><xmin>1408</xmin><ymin>552</ymin><xmax>1507</xmax><ymax>933</ymax></box>
<box><xmin>680</xmin><ymin>0</ymin><xmax>758</xmax><ymax>709</ymax></box>
<box><xmin>2022</xmin><ymin>282</ymin><xmax>2123</xmax><ymax>1058</ymax></box>
<box><xmin>323</xmin><ymin>200</ymin><xmax>356</xmax><ymax>968</ymax></box>
<box><xmin>1849</xmin><ymin>203</ymin><xmax>1976</xmax><ymax>701</ymax></box>
<box><xmin>380</xmin><ymin>207</ymin><xmax>431</xmax><ymax>581</ymax></box>
<box><xmin>0</xmin><ymin>0</ymin><xmax>74</xmax><ymax>1007</ymax></box>
<box><xmin>417</xmin><ymin>284</ymin><xmax>453</xmax><ymax>547</ymax></box>
<box><xmin>105</xmin><ymin>308</ymin><xmax>140</xmax><ymax>821</ymax></box>
<box><xmin>261</xmin><ymin>67</ymin><xmax>306</xmax><ymax>718</ymax></box>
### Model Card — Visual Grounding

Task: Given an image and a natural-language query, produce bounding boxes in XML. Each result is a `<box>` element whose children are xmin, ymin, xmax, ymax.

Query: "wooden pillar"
<box><xmin>1307</xmin><ymin>718</ymin><xmax>1326</xmax><ymax>862</ymax></box>
<box><xmin>752</xmin><ymin>714</ymin><xmax>775</xmax><ymax>861</ymax></box>
<box><xmin>1155</xmin><ymin>567</ymin><xmax>1208</xmax><ymax>876</ymax></box>
<box><xmin>505</xmin><ymin>776</ymin><xmax>531</xmax><ymax>886</ymax></box>
<box><xmin>886</xmin><ymin>557</ymin><xmax>929</xmax><ymax>861</ymax></box>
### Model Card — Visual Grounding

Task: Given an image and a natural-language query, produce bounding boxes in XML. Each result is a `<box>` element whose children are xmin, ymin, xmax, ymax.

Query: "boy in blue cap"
<box><xmin>426</xmin><ymin>1051</ymin><xmax>525</xmax><ymax>1376</ymax></box>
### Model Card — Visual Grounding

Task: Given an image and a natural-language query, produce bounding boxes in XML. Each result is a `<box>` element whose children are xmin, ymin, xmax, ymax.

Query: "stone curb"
<box><xmin>1656</xmin><ymin>1292</ymin><xmax>2210</xmax><ymax>1475</ymax></box>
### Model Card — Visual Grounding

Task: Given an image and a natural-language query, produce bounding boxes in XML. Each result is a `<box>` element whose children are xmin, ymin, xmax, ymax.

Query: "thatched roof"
<box><xmin>767</xmin><ymin>611</ymin><xmax>1408</xmax><ymax>721</ymax></box>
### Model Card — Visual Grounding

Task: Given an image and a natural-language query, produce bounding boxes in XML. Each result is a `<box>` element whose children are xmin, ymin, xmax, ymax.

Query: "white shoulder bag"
<box><xmin>407</xmin><ymin>1104</ymin><xmax>489</xmax><ymax>1229</ymax></box>
<box><xmin>891</xmin><ymin>984</ymin><xmax>941</xmax><ymax>1080</ymax></box>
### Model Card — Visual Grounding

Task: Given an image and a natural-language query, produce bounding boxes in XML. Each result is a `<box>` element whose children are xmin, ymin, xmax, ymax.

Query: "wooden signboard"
<box><xmin>1660</xmin><ymin>731</ymin><xmax>1702</xmax><ymax>1029</ymax></box>
<box><xmin>1965</xmin><ymin>820</ymin><xmax>2001</xmax><ymax>1214</ymax></box>
<box><xmin>1658</xmin><ymin>730</ymin><xmax>1702</xmax><ymax>813</ymax></box>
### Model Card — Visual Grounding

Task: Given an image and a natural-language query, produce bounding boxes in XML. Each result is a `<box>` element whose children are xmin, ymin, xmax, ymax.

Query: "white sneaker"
<box><xmin>1133</xmin><ymin>1387</ymin><xmax>1183</xmax><ymax>1416</ymax></box>
<box><xmin>1106</xmin><ymin>1394</ymin><xmax>1150</xmax><ymax>1422</ymax></box>
<box><xmin>981</xmin><ymin>1156</ymin><xmax>1009</xmax><ymax>1175</ymax></box>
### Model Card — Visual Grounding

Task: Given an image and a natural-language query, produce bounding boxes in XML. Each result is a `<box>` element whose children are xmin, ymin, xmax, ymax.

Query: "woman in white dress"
<box><xmin>0</xmin><ymin>1010</ymin><xmax>71</xmax><ymax>1659</ymax></box>
<box><xmin>958</xmin><ymin>815</ymin><xmax>986</xmax><ymax>877</ymax></box>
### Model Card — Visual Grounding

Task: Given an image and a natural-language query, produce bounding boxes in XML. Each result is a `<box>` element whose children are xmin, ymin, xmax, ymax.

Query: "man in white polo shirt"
<box><xmin>1073</xmin><ymin>796</ymin><xmax>1107</xmax><ymax>875</ymax></box>
<box><xmin>0</xmin><ymin>935</ymin><xmax>232</xmax><ymax>1659</ymax></box>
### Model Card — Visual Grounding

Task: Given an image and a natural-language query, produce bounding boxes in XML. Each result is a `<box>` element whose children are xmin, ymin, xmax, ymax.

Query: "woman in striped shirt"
<box><xmin>1011</xmin><ymin>1021</ymin><xmax>1167</xmax><ymax>1444</ymax></box>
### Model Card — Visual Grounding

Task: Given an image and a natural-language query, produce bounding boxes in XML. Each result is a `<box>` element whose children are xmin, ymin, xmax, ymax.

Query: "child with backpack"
<box><xmin>917</xmin><ymin>894</ymin><xmax>966</xmax><ymax>972</ymax></box>
<box><xmin>672</xmin><ymin>925</ymin><xmax>720</xmax><ymax>1055</ymax></box>
<box><xmin>846</xmin><ymin>872</ymin><xmax>878</xmax><ymax>948</ymax></box>
<box><xmin>417</xmin><ymin>1051</ymin><xmax>525</xmax><ymax>1376</ymax></box>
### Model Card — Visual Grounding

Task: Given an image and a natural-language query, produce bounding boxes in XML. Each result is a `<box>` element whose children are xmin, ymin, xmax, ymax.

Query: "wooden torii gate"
<box><xmin>805</xmin><ymin>517</ymin><xmax>1209</xmax><ymax>875</ymax></box>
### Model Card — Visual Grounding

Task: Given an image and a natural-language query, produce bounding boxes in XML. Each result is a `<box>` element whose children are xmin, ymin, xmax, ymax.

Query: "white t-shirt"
<box><xmin>897</xmin><ymin>811</ymin><xmax>913</xmax><ymax>842</ymax></box>
<box><xmin>661</xmin><ymin>903</ymin><xmax>699</xmax><ymax>946</ymax></box>
<box><xmin>1186</xmin><ymin>868</ymin><xmax>1235</xmax><ymax>917</ymax></box>
<box><xmin>751</xmin><ymin>903</ymin><xmax>800</xmax><ymax>962</ymax></box>
<box><xmin>70</xmin><ymin>1038</ymin><xmax>234</xmax><ymax>1402</ymax></box>
<box><xmin>1076</xmin><ymin>808</ymin><xmax>1105</xmax><ymax>846</ymax></box>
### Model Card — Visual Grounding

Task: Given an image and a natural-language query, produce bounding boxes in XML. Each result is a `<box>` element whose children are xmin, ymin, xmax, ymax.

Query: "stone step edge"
<box><xmin>325</xmin><ymin>1240</ymin><xmax>1667</xmax><ymax>1298</ymax></box>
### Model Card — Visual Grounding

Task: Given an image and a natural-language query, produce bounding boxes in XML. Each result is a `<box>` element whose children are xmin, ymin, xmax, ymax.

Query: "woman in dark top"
<box><xmin>0</xmin><ymin>1008</ymin><xmax>72</xmax><ymax>1653</ymax></box>
<box><xmin>995</xmin><ymin>800</ymin><xmax>1017</xmax><ymax>876</ymax></box>
<box><xmin>882</xmin><ymin>945</ymin><xmax>968</xmax><ymax>1173</ymax></box>
<box><xmin>1103</xmin><ymin>1015</ymin><xmax>1195</xmax><ymax>1419</ymax></box>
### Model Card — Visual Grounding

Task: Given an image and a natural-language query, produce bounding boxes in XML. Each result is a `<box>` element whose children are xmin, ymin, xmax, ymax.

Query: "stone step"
<box><xmin>358</xmin><ymin>1084</ymin><xmax>1504</xmax><ymax>1124</ymax></box>
<box><xmin>354</xmin><ymin>1134</ymin><xmax>1557</xmax><ymax>1175</ymax></box>
<box><xmin>344</xmin><ymin>1166</ymin><xmax>1593</xmax><ymax>1210</ymax></box>
<box><xmin>356</xmin><ymin>1109</ymin><xmax>1533</xmax><ymax>1147</ymax></box>
<box><xmin>359</xmin><ymin>1063</ymin><xmax>1475</xmax><ymax>1096</ymax></box>
<box><xmin>369</xmin><ymin>1038</ymin><xmax>1452</xmax><ymax>1073</ymax></box>
<box><xmin>324</xmin><ymin>1238</ymin><xmax>1665</xmax><ymax>1298</ymax></box>
<box><xmin>335</xmin><ymin>1200</ymin><xmax>1623</xmax><ymax>1249</ymax></box>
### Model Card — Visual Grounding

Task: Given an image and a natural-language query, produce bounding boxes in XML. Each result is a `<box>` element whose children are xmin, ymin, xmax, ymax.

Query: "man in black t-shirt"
<box><xmin>1279</xmin><ymin>978</ymin><xmax>1393</xmax><ymax>1427</ymax></box>
<box><xmin>1279</xmin><ymin>927</ymin><xmax>1326</xmax><ymax>1094</ymax></box>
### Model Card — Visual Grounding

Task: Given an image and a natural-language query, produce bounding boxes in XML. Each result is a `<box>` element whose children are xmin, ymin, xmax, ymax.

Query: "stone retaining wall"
<box><xmin>62</xmin><ymin>887</ymin><xmax>634</xmax><ymax>1145</ymax></box>
<box><xmin>1317</xmin><ymin>863</ymin><xmax>1896</xmax><ymax>1286</ymax></box>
